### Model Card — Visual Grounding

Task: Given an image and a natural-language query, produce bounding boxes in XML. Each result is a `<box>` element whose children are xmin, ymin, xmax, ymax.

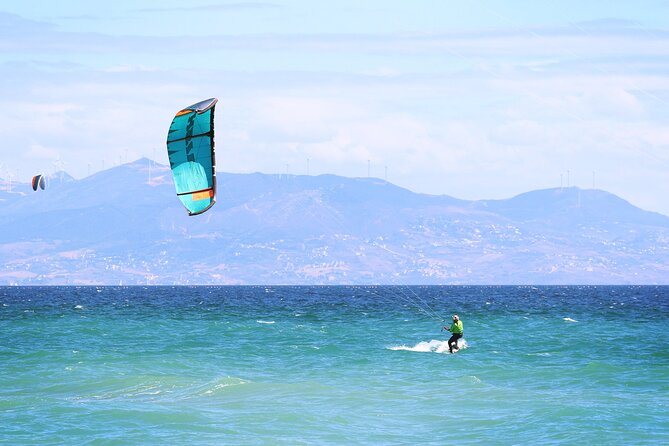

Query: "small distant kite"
<box><xmin>166</xmin><ymin>98</ymin><xmax>218</xmax><ymax>216</ymax></box>
<box><xmin>31</xmin><ymin>174</ymin><xmax>46</xmax><ymax>191</ymax></box>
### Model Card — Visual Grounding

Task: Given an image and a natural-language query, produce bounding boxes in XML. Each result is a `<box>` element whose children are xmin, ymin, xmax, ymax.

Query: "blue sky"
<box><xmin>1</xmin><ymin>1</ymin><xmax>669</xmax><ymax>215</ymax></box>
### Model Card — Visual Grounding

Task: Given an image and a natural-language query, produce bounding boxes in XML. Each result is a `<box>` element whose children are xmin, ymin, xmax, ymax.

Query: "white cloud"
<box><xmin>27</xmin><ymin>142</ymin><xmax>59</xmax><ymax>160</ymax></box>
<box><xmin>489</xmin><ymin>120</ymin><xmax>550</xmax><ymax>146</ymax></box>
<box><xmin>102</xmin><ymin>64</ymin><xmax>160</xmax><ymax>73</ymax></box>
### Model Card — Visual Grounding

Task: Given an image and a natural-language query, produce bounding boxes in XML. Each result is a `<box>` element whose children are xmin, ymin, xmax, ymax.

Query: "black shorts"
<box><xmin>448</xmin><ymin>333</ymin><xmax>463</xmax><ymax>345</ymax></box>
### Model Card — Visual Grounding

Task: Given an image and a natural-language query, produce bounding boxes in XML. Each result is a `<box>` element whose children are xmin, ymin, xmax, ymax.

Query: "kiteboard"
<box><xmin>388</xmin><ymin>339</ymin><xmax>467</xmax><ymax>354</ymax></box>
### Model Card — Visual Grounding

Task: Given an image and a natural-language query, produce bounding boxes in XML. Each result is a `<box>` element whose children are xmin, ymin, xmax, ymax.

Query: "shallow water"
<box><xmin>1</xmin><ymin>286</ymin><xmax>668</xmax><ymax>444</ymax></box>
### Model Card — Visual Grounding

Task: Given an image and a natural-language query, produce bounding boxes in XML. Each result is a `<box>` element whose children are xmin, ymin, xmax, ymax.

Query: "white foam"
<box><xmin>74</xmin><ymin>305</ymin><xmax>84</xmax><ymax>310</ymax></box>
<box><xmin>388</xmin><ymin>339</ymin><xmax>467</xmax><ymax>354</ymax></box>
<box><xmin>563</xmin><ymin>317</ymin><xmax>578</xmax><ymax>322</ymax></box>
<box><xmin>465</xmin><ymin>375</ymin><xmax>482</xmax><ymax>384</ymax></box>
<box><xmin>200</xmin><ymin>377</ymin><xmax>249</xmax><ymax>396</ymax></box>
<box><xmin>256</xmin><ymin>320</ymin><xmax>275</xmax><ymax>324</ymax></box>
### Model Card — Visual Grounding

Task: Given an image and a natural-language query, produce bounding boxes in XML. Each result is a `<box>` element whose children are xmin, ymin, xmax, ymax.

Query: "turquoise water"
<box><xmin>1</xmin><ymin>286</ymin><xmax>668</xmax><ymax>445</ymax></box>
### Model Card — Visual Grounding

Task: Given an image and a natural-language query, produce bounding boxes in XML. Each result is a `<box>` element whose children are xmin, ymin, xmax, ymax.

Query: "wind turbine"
<box><xmin>52</xmin><ymin>156</ymin><xmax>66</xmax><ymax>183</ymax></box>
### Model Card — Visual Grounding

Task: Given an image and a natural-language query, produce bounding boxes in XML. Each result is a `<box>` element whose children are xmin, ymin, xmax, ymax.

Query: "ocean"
<box><xmin>1</xmin><ymin>286</ymin><xmax>668</xmax><ymax>445</ymax></box>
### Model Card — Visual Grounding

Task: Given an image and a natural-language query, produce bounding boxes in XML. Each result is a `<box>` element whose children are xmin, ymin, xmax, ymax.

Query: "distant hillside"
<box><xmin>1</xmin><ymin>158</ymin><xmax>668</xmax><ymax>285</ymax></box>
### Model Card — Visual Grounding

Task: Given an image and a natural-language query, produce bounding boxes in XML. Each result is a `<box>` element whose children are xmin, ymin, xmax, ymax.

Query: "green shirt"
<box><xmin>449</xmin><ymin>320</ymin><xmax>464</xmax><ymax>334</ymax></box>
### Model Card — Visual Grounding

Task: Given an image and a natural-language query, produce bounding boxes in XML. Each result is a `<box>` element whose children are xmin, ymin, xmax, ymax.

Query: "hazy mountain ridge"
<box><xmin>1</xmin><ymin>158</ymin><xmax>668</xmax><ymax>285</ymax></box>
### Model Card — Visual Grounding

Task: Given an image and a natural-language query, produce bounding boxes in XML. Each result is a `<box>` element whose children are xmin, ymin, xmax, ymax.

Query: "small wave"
<box><xmin>74</xmin><ymin>305</ymin><xmax>84</xmax><ymax>310</ymax></box>
<box><xmin>201</xmin><ymin>378</ymin><xmax>249</xmax><ymax>396</ymax></box>
<box><xmin>256</xmin><ymin>320</ymin><xmax>275</xmax><ymax>324</ymax></box>
<box><xmin>388</xmin><ymin>339</ymin><xmax>467</xmax><ymax>354</ymax></box>
<box><xmin>563</xmin><ymin>317</ymin><xmax>578</xmax><ymax>323</ymax></box>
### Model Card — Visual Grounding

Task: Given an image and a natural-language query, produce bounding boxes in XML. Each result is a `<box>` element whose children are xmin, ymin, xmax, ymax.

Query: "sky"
<box><xmin>1</xmin><ymin>0</ymin><xmax>669</xmax><ymax>215</ymax></box>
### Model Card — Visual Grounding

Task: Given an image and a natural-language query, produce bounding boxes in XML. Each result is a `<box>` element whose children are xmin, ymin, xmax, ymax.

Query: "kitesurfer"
<box><xmin>443</xmin><ymin>314</ymin><xmax>464</xmax><ymax>353</ymax></box>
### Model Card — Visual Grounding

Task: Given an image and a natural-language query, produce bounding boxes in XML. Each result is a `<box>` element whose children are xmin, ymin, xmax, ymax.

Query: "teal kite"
<box><xmin>166</xmin><ymin>98</ymin><xmax>218</xmax><ymax>216</ymax></box>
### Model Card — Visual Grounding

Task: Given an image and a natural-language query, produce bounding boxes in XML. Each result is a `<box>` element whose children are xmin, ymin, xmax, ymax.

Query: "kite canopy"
<box><xmin>31</xmin><ymin>174</ymin><xmax>45</xmax><ymax>191</ymax></box>
<box><xmin>166</xmin><ymin>98</ymin><xmax>218</xmax><ymax>216</ymax></box>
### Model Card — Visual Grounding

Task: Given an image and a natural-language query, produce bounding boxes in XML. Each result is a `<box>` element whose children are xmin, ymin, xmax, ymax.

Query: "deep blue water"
<box><xmin>1</xmin><ymin>286</ymin><xmax>668</xmax><ymax>445</ymax></box>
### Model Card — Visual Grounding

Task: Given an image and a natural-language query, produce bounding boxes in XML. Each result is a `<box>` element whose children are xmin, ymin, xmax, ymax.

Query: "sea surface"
<box><xmin>1</xmin><ymin>286</ymin><xmax>668</xmax><ymax>445</ymax></box>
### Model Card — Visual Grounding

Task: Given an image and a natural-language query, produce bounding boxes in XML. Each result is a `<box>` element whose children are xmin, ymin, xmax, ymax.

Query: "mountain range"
<box><xmin>1</xmin><ymin>158</ymin><xmax>668</xmax><ymax>285</ymax></box>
